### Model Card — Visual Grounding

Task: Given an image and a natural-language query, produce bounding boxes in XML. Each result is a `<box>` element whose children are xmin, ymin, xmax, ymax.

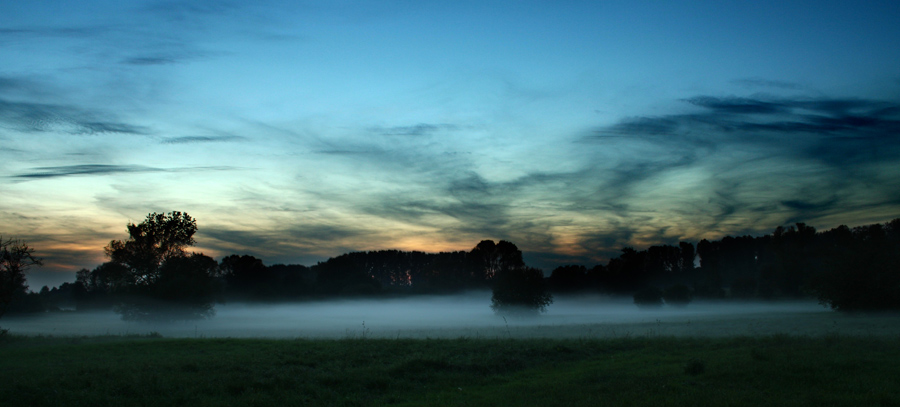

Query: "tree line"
<box><xmin>3</xmin><ymin>212</ymin><xmax>899</xmax><ymax>321</ymax></box>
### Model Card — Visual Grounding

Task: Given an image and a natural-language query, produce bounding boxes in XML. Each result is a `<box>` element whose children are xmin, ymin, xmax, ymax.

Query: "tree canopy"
<box><xmin>105</xmin><ymin>211</ymin><xmax>197</xmax><ymax>286</ymax></box>
<box><xmin>100</xmin><ymin>212</ymin><xmax>217</xmax><ymax>320</ymax></box>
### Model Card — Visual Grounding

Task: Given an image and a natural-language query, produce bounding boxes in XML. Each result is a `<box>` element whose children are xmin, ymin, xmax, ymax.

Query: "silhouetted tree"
<box><xmin>470</xmin><ymin>240</ymin><xmax>524</xmax><ymax>282</ymax></box>
<box><xmin>313</xmin><ymin>252</ymin><xmax>382</xmax><ymax>296</ymax></box>
<box><xmin>266</xmin><ymin>264</ymin><xmax>314</xmax><ymax>299</ymax></box>
<box><xmin>74</xmin><ymin>262</ymin><xmax>130</xmax><ymax>310</ymax></box>
<box><xmin>411</xmin><ymin>251</ymin><xmax>475</xmax><ymax>293</ymax></box>
<box><xmin>695</xmin><ymin>239</ymin><xmax>725</xmax><ymax>297</ymax></box>
<box><xmin>219</xmin><ymin>254</ymin><xmax>271</xmax><ymax>299</ymax></box>
<box><xmin>598</xmin><ymin>247</ymin><xmax>647</xmax><ymax>293</ymax></box>
<box><xmin>1</xmin><ymin>236</ymin><xmax>42</xmax><ymax>320</ymax></box>
<box><xmin>491</xmin><ymin>266</ymin><xmax>553</xmax><ymax>315</ymax></box>
<box><xmin>663</xmin><ymin>284</ymin><xmax>693</xmax><ymax>307</ymax></box>
<box><xmin>105</xmin><ymin>211</ymin><xmax>197</xmax><ymax>286</ymax></box>
<box><xmin>102</xmin><ymin>212</ymin><xmax>218</xmax><ymax>320</ymax></box>
<box><xmin>633</xmin><ymin>286</ymin><xmax>663</xmax><ymax>308</ymax></box>
<box><xmin>679</xmin><ymin>241</ymin><xmax>696</xmax><ymax>275</ymax></box>
<box><xmin>812</xmin><ymin>220</ymin><xmax>900</xmax><ymax>311</ymax></box>
<box><xmin>116</xmin><ymin>253</ymin><xmax>219</xmax><ymax>320</ymax></box>
<box><xmin>483</xmin><ymin>240</ymin><xmax>552</xmax><ymax>314</ymax></box>
<box><xmin>547</xmin><ymin>265</ymin><xmax>589</xmax><ymax>293</ymax></box>
<box><xmin>38</xmin><ymin>282</ymin><xmax>79</xmax><ymax>311</ymax></box>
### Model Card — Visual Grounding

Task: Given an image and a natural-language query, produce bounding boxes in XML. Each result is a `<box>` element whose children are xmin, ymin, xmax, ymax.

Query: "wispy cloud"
<box><xmin>0</xmin><ymin>98</ymin><xmax>150</xmax><ymax>135</ymax></box>
<box><xmin>12</xmin><ymin>164</ymin><xmax>236</xmax><ymax>180</ymax></box>
<box><xmin>731</xmin><ymin>78</ymin><xmax>805</xmax><ymax>90</ymax></box>
<box><xmin>0</xmin><ymin>26</ymin><xmax>107</xmax><ymax>39</ymax></box>
<box><xmin>370</xmin><ymin>123</ymin><xmax>460</xmax><ymax>137</ymax></box>
<box><xmin>121</xmin><ymin>56</ymin><xmax>178</xmax><ymax>65</ymax></box>
<box><xmin>578</xmin><ymin>94</ymin><xmax>900</xmax><ymax>236</ymax></box>
<box><xmin>162</xmin><ymin>135</ymin><xmax>245</xmax><ymax>144</ymax></box>
<box><xmin>143</xmin><ymin>0</ymin><xmax>241</xmax><ymax>21</ymax></box>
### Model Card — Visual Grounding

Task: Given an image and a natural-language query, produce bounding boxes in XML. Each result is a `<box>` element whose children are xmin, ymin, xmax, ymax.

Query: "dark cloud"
<box><xmin>731</xmin><ymin>78</ymin><xmax>804</xmax><ymax>90</ymax></box>
<box><xmin>162</xmin><ymin>135</ymin><xmax>244</xmax><ymax>144</ymax></box>
<box><xmin>781</xmin><ymin>198</ymin><xmax>839</xmax><ymax>212</ymax></box>
<box><xmin>599</xmin><ymin>117</ymin><xmax>679</xmax><ymax>136</ymax></box>
<box><xmin>570</xmin><ymin>92</ymin><xmax>900</xmax><ymax>254</ymax></box>
<box><xmin>122</xmin><ymin>57</ymin><xmax>177</xmax><ymax>65</ymax></box>
<box><xmin>286</xmin><ymin>224</ymin><xmax>371</xmax><ymax>248</ymax></box>
<box><xmin>12</xmin><ymin>164</ymin><xmax>236</xmax><ymax>180</ymax></box>
<box><xmin>201</xmin><ymin>224</ymin><xmax>363</xmax><ymax>265</ymax></box>
<box><xmin>0</xmin><ymin>99</ymin><xmax>149</xmax><ymax>135</ymax></box>
<box><xmin>13</xmin><ymin>165</ymin><xmax>163</xmax><ymax>179</ymax></box>
<box><xmin>316</xmin><ymin>149</ymin><xmax>372</xmax><ymax>155</ymax></box>
<box><xmin>0</xmin><ymin>76</ymin><xmax>37</xmax><ymax>93</ymax></box>
<box><xmin>576</xmin><ymin>225</ymin><xmax>641</xmax><ymax>259</ymax></box>
<box><xmin>371</xmin><ymin>123</ymin><xmax>459</xmax><ymax>137</ymax></box>
<box><xmin>685</xmin><ymin>96</ymin><xmax>788</xmax><ymax>114</ymax></box>
<box><xmin>792</xmin><ymin>99</ymin><xmax>887</xmax><ymax>116</ymax></box>
<box><xmin>589</xmin><ymin>95</ymin><xmax>900</xmax><ymax>167</ymax></box>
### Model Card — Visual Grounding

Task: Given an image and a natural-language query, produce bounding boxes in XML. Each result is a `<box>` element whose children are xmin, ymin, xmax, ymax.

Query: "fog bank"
<box><xmin>5</xmin><ymin>293</ymin><xmax>896</xmax><ymax>338</ymax></box>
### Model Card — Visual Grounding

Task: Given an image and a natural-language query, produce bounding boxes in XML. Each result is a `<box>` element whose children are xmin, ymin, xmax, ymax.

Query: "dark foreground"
<box><xmin>1</xmin><ymin>334</ymin><xmax>898</xmax><ymax>406</ymax></box>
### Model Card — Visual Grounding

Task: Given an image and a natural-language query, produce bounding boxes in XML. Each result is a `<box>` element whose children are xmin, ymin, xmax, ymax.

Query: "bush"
<box><xmin>663</xmin><ymin>284</ymin><xmax>693</xmax><ymax>307</ymax></box>
<box><xmin>491</xmin><ymin>266</ymin><xmax>553</xmax><ymax>315</ymax></box>
<box><xmin>633</xmin><ymin>287</ymin><xmax>663</xmax><ymax>308</ymax></box>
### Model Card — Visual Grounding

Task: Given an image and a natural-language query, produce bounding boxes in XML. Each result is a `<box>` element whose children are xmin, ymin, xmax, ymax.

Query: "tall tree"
<box><xmin>485</xmin><ymin>241</ymin><xmax>552</xmax><ymax>314</ymax></box>
<box><xmin>102</xmin><ymin>212</ymin><xmax>218</xmax><ymax>320</ymax></box>
<box><xmin>105</xmin><ymin>211</ymin><xmax>197</xmax><ymax>285</ymax></box>
<box><xmin>470</xmin><ymin>240</ymin><xmax>524</xmax><ymax>281</ymax></box>
<box><xmin>0</xmin><ymin>237</ymin><xmax>42</xmax><ymax>319</ymax></box>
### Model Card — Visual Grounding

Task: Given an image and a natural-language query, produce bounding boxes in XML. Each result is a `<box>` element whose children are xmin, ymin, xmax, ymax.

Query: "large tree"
<box><xmin>105</xmin><ymin>211</ymin><xmax>197</xmax><ymax>285</ymax></box>
<box><xmin>470</xmin><ymin>240</ymin><xmax>524</xmax><ymax>281</ymax></box>
<box><xmin>102</xmin><ymin>212</ymin><xmax>218</xmax><ymax>320</ymax></box>
<box><xmin>0</xmin><ymin>237</ymin><xmax>42</xmax><ymax>319</ymax></box>
<box><xmin>484</xmin><ymin>241</ymin><xmax>552</xmax><ymax>315</ymax></box>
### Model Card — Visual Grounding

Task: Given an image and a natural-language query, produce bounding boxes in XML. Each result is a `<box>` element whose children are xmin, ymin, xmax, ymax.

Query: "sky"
<box><xmin>2</xmin><ymin>0</ymin><xmax>900</xmax><ymax>289</ymax></box>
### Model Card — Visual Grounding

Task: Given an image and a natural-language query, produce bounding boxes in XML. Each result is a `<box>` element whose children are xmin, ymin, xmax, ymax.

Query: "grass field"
<box><xmin>2</xmin><ymin>333</ymin><xmax>899</xmax><ymax>406</ymax></box>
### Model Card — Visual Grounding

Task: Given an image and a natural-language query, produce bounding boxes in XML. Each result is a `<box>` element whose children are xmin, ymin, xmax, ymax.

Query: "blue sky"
<box><xmin>3</xmin><ymin>0</ymin><xmax>900</xmax><ymax>288</ymax></box>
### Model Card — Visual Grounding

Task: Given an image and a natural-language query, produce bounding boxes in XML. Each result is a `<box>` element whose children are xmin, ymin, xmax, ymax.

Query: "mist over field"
<box><xmin>6</xmin><ymin>294</ymin><xmax>896</xmax><ymax>339</ymax></box>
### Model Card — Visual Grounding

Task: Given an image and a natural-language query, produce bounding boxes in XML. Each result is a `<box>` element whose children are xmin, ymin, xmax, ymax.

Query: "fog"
<box><xmin>5</xmin><ymin>293</ymin><xmax>898</xmax><ymax>338</ymax></box>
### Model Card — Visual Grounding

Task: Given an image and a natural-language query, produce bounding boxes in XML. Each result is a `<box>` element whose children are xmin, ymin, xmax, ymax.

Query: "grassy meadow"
<box><xmin>2</xmin><ymin>333</ymin><xmax>899</xmax><ymax>406</ymax></box>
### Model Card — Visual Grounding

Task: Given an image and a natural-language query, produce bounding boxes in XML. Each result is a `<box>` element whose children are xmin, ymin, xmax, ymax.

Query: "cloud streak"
<box><xmin>12</xmin><ymin>164</ymin><xmax>236</xmax><ymax>180</ymax></box>
<box><xmin>162</xmin><ymin>135</ymin><xmax>245</xmax><ymax>144</ymax></box>
<box><xmin>0</xmin><ymin>98</ymin><xmax>149</xmax><ymax>135</ymax></box>
<box><xmin>370</xmin><ymin>123</ymin><xmax>460</xmax><ymax>137</ymax></box>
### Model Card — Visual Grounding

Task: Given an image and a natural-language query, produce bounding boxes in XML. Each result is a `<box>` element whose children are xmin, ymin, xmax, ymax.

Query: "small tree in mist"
<box><xmin>662</xmin><ymin>284</ymin><xmax>693</xmax><ymax>307</ymax></box>
<box><xmin>491</xmin><ymin>266</ymin><xmax>553</xmax><ymax>315</ymax></box>
<box><xmin>633</xmin><ymin>286</ymin><xmax>663</xmax><ymax>309</ymax></box>
<box><xmin>115</xmin><ymin>253</ymin><xmax>219</xmax><ymax>320</ymax></box>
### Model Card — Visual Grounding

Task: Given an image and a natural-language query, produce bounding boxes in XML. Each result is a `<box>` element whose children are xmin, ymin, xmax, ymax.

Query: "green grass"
<box><xmin>2</xmin><ymin>333</ymin><xmax>899</xmax><ymax>406</ymax></box>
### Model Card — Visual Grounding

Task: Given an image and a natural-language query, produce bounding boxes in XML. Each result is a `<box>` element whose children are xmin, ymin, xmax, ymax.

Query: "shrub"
<box><xmin>633</xmin><ymin>287</ymin><xmax>663</xmax><ymax>308</ymax></box>
<box><xmin>491</xmin><ymin>266</ymin><xmax>553</xmax><ymax>315</ymax></box>
<box><xmin>663</xmin><ymin>284</ymin><xmax>693</xmax><ymax>307</ymax></box>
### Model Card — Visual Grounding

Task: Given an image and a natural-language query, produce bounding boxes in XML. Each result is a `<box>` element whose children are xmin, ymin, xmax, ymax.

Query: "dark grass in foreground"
<box><xmin>1</xmin><ymin>334</ymin><xmax>899</xmax><ymax>406</ymax></box>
